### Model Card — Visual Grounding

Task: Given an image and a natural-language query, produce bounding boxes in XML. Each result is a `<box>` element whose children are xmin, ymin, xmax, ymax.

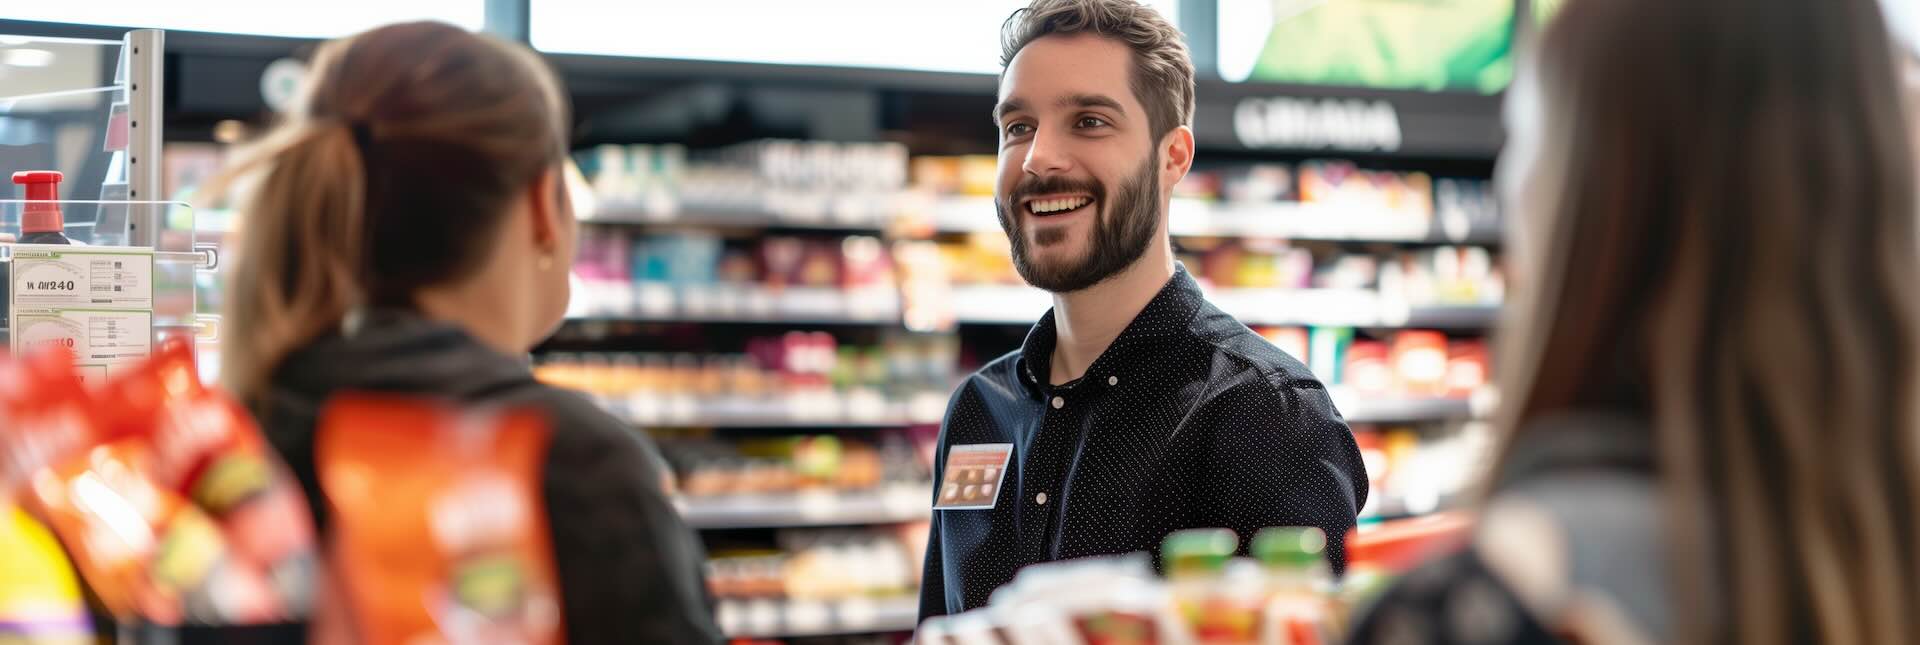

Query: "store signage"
<box><xmin>1233</xmin><ymin>97</ymin><xmax>1404</xmax><ymax>152</ymax></box>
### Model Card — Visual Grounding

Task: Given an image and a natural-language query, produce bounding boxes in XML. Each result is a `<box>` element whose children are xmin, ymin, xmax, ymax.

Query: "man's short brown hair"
<box><xmin>1000</xmin><ymin>0</ymin><xmax>1196</xmax><ymax>143</ymax></box>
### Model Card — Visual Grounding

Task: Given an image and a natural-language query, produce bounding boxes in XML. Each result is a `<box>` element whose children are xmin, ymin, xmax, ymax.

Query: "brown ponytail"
<box><xmin>203</xmin><ymin>22</ymin><xmax>568</xmax><ymax>401</ymax></box>
<box><xmin>1492</xmin><ymin>0</ymin><xmax>1920</xmax><ymax>642</ymax></box>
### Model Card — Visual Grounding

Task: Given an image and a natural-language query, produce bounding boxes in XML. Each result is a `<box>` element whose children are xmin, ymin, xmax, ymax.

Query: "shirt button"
<box><xmin>1107</xmin><ymin>375</ymin><xmax>1119</xmax><ymax>386</ymax></box>
<box><xmin>1051</xmin><ymin>396</ymin><xmax>1064</xmax><ymax>409</ymax></box>
<box><xmin>1036</xmin><ymin>492</ymin><xmax>1049</xmax><ymax>505</ymax></box>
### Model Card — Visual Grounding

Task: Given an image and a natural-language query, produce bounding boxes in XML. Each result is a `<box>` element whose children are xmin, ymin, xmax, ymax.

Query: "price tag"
<box><xmin>10</xmin><ymin>245</ymin><xmax>157</xmax><ymax>377</ymax></box>
<box><xmin>10</xmin><ymin>245</ymin><xmax>154</xmax><ymax>310</ymax></box>
<box><xmin>13</xmin><ymin>309</ymin><xmax>153</xmax><ymax>378</ymax></box>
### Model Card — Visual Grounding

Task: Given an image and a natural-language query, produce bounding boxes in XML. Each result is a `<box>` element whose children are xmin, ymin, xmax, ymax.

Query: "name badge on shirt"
<box><xmin>934</xmin><ymin>443</ymin><xmax>1014</xmax><ymax>510</ymax></box>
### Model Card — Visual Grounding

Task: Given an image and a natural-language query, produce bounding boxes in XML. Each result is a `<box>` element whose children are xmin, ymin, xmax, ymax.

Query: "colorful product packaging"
<box><xmin>22</xmin><ymin>437</ymin><xmax>275</xmax><ymax>625</ymax></box>
<box><xmin>316</xmin><ymin>397</ymin><xmax>563</xmax><ymax>645</ymax></box>
<box><xmin>95</xmin><ymin>339</ymin><xmax>316</xmax><ymax>619</ymax></box>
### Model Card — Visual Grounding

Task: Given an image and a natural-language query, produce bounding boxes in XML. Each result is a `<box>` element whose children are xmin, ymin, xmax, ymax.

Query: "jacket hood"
<box><xmin>267</xmin><ymin>308</ymin><xmax>537</xmax><ymax>407</ymax></box>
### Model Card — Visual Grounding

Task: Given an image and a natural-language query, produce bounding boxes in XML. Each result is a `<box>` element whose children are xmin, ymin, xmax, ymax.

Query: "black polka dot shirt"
<box><xmin>918</xmin><ymin>265</ymin><xmax>1368</xmax><ymax>620</ymax></box>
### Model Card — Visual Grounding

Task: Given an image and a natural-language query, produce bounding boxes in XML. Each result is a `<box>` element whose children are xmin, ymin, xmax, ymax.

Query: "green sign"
<box><xmin>1221</xmin><ymin>0</ymin><xmax>1517</xmax><ymax>95</ymax></box>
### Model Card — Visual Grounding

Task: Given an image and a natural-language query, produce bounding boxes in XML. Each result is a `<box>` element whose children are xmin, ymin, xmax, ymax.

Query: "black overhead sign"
<box><xmin>1191</xmin><ymin>80</ymin><xmax>1504</xmax><ymax>159</ymax></box>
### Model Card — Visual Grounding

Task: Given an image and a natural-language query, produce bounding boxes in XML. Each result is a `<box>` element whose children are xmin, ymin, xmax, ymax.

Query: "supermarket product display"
<box><xmin>536</xmin><ymin>332</ymin><xmax>956</xmax><ymax>426</ymax></box>
<box><xmin>708</xmin><ymin>525</ymin><xmax>927</xmax><ymax>638</ymax></box>
<box><xmin>915</xmin><ymin>156</ymin><xmax>1503</xmax><ymax>244</ymax></box>
<box><xmin>559</xmin><ymin>139</ymin><xmax>1501</xmax><ymax>644</ymax></box>
<box><xmin>1351</xmin><ymin>424</ymin><xmax>1490</xmax><ymax>520</ymax></box>
<box><xmin>571</xmin><ymin>229</ymin><xmax>904</xmax><ymax>323</ymax></box>
<box><xmin>0</xmin><ymin>341</ymin><xmax>316</xmax><ymax>634</ymax></box>
<box><xmin>918</xmin><ymin>519</ymin><xmax>1472</xmax><ymax>645</ymax></box>
<box><xmin>577</xmin><ymin>140</ymin><xmax>911</xmax><ymax>227</ymax></box>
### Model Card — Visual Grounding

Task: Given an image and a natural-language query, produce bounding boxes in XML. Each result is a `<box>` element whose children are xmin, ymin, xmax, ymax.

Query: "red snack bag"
<box><xmin>316</xmin><ymin>396</ymin><xmax>563</xmax><ymax>645</ymax></box>
<box><xmin>95</xmin><ymin>339</ymin><xmax>317</xmax><ymax>620</ymax></box>
<box><xmin>20</xmin><ymin>438</ymin><xmax>277</xmax><ymax>625</ymax></box>
<box><xmin>0</xmin><ymin>346</ymin><xmax>101</xmax><ymax>497</ymax></box>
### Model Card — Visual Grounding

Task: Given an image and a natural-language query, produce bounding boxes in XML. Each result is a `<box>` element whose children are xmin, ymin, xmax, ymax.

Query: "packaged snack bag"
<box><xmin>986</xmin><ymin>555</ymin><xmax>1188</xmax><ymax>645</ymax></box>
<box><xmin>21</xmin><ymin>438</ymin><xmax>274</xmax><ymax>625</ymax></box>
<box><xmin>0</xmin><ymin>347</ymin><xmax>99</xmax><ymax>496</ymax></box>
<box><xmin>95</xmin><ymin>339</ymin><xmax>317</xmax><ymax>619</ymax></box>
<box><xmin>316</xmin><ymin>396</ymin><xmax>562</xmax><ymax>645</ymax></box>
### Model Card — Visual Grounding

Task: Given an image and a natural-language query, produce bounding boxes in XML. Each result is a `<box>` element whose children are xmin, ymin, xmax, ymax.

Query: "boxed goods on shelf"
<box><xmin>570</xmin><ymin>231</ymin><xmax>902</xmax><ymax>322</ymax></box>
<box><xmin>1254</xmin><ymin>326</ymin><xmax>1491</xmax><ymax>403</ymax></box>
<box><xmin>1352</xmin><ymin>424</ymin><xmax>1492</xmax><ymax>520</ymax></box>
<box><xmin>664</xmin><ymin>433</ymin><xmax>929</xmax><ymax>500</ymax></box>
<box><xmin>535</xmin><ymin>332</ymin><xmax>956</xmax><ymax>426</ymax></box>
<box><xmin>709</xmin><ymin>525</ymin><xmax>927</xmax><ymax>638</ymax></box>
<box><xmin>579</xmin><ymin>140</ymin><xmax>911</xmax><ymax>226</ymax></box>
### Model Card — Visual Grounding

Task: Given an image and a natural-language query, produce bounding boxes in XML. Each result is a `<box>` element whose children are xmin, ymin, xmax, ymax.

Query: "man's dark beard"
<box><xmin>995</xmin><ymin>154</ymin><xmax>1161</xmax><ymax>294</ymax></box>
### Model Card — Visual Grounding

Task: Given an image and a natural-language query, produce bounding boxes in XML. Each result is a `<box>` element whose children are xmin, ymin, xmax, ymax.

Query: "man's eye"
<box><xmin>1077</xmin><ymin>117</ymin><xmax>1109</xmax><ymax>128</ymax></box>
<box><xmin>1006</xmin><ymin>123</ymin><xmax>1034</xmax><ymax>136</ymax></box>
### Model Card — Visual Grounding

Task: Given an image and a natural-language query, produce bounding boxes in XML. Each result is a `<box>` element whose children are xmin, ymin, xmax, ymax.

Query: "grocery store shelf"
<box><xmin>1338</xmin><ymin>397</ymin><xmax>1477</xmax><ymax>425</ymax></box>
<box><xmin>565</xmin><ymin>312</ymin><xmax>900</xmax><ymax>326</ymax></box>
<box><xmin>930</xmin><ymin>196</ymin><xmax>1502</xmax><ymax>245</ymax></box>
<box><xmin>597</xmin><ymin>392</ymin><xmax>949</xmax><ymax>429</ymax></box>
<box><xmin>587</xmin><ymin>208</ymin><xmax>892</xmax><ymax>234</ymax></box>
<box><xmin>949</xmin><ymin>285</ymin><xmax>1499</xmax><ymax>330</ymax></box>
<box><xmin>676</xmin><ymin>486</ymin><xmax>932</xmax><ymax>529</ymax></box>
<box><xmin>718</xmin><ymin>596</ymin><xmax>920</xmax><ymax>638</ymax></box>
<box><xmin>566</xmin><ymin>285</ymin><xmax>902</xmax><ymax>326</ymax></box>
<box><xmin>630</xmin><ymin>415</ymin><xmax>935</xmax><ymax>429</ymax></box>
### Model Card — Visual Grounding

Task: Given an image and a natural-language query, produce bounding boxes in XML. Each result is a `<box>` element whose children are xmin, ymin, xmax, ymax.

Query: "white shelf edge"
<box><xmin>676</xmin><ymin>487</ymin><xmax>934</xmax><ymax>529</ymax></box>
<box><xmin>719</xmin><ymin>596</ymin><xmax>920</xmax><ymax>639</ymax></box>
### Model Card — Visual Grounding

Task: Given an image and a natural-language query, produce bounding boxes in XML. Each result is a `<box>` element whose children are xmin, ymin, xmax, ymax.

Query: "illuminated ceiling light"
<box><xmin>1</xmin><ymin>49</ymin><xmax>55</xmax><ymax>68</ymax></box>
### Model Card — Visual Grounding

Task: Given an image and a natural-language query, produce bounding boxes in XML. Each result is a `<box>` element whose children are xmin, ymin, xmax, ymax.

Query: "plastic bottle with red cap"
<box><xmin>2</xmin><ymin>170</ymin><xmax>75</xmax><ymax>342</ymax></box>
<box><xmin>12</xmin><ymin>170</ymin><xmax>74</xmax><ymax>244</ymax></box>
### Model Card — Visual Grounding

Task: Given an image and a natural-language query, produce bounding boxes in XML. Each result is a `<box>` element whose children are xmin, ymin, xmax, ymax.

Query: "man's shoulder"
<box><xmin>1184</xmin><ymin>305</ymin><xmax>1324</xmax><ymax>391</ymax></box>
<box><xmin>953</xmin><ymin>349</ymin><xmax>1028</xmax><ymax>400</ymax></box>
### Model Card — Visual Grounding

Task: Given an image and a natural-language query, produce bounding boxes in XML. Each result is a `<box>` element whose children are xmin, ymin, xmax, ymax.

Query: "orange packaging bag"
<box><xmin>95</xmin><ymin>339</ymin><xmax>317</xmax><ymax>619</ymax></box>
<box><xmin>316</xmin><ymin>396</ymin><xmax>563</xmax><ymax>645</ymax></box>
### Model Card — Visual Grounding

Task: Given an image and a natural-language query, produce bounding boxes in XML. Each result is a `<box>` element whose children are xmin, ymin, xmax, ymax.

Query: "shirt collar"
<box><xmin>1015</xmin><ymin>264</ymin><xmax>1206</xmax><ymax>398</ymax></box>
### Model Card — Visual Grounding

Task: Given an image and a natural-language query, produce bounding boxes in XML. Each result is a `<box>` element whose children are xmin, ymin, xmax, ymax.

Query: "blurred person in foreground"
<box><xmin>919</xmin><ymin>0</ymin><xmax>1365</xmax><ymax>621</ymax></box>
<box><xmin>1347</xmin><ymin>0</ymin><xmax>1920</xmax><ymax>643</ymax></box>
<box><xmin>204</xmin><ymin>22</ymin><xmax>722</xmax><ymax>643</ymax></box>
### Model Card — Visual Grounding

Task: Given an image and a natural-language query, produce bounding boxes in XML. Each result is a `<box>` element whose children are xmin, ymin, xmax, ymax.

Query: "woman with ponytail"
<box><xmin>1348</xmin><ymin>0</ymin><xmax>1920</xmax><ymax>643</ymax></box>
<box><xmin>206</xmin><ymin>22</ymin><xmax>722</xmax><ymax>643</ymax></box>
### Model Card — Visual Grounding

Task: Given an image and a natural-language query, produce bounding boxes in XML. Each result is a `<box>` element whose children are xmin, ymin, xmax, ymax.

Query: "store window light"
<box><xmin>3</xmin><ymin>0</ymin><xmax>483</xmax><ymax>39</ymax></box>
<box><xmin>531</xmin><ymin>0</ymin><xmax>1180</xmax><ymax>75</ymax></box>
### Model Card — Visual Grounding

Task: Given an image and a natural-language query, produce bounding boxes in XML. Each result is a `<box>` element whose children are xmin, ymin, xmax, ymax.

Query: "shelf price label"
<box><xmin>10</xmin><ymin>245</ymin><xmax>155</xmax><ymax>310</ymax></box>
<box><xmin>9</xmin><ymin>244</ymin><xmax>157</xmax><ymax>378</ymax></box>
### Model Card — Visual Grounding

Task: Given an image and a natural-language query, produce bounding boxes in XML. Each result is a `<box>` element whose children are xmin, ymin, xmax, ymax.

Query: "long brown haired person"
<box><xmin>205</xmin><ymin>22</ymin><xmax>722</xmax><ymax>642</ymax></box>
<box><xmin>1348</xmin><ymin>0</ymin><xmax>1919</xmax><ymax>643</ymax></box>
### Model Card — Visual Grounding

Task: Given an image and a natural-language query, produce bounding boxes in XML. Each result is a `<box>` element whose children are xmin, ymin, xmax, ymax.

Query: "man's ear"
<box><xmin>1160</xmin><ymin>124</ymin><xmax>1196</xmax><ymax>188</ymax></box>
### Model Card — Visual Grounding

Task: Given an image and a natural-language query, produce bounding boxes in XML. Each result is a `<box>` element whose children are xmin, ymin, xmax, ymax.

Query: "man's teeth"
<box><xmin>1030</xmin><ymin>197</ymin><xmax>1091</xmax><ymax>214</ymax></box>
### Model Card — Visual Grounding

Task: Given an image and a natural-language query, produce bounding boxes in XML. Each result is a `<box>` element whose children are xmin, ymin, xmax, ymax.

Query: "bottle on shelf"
<box><xmin>13</xmin><ymin>171</ymin><xmax>74</xmax><ymax>245</ymax></box>
<box><xmin>2</xmin><ymin>171</ymin><xmax>76</xmax><ymax>342</ymax></box>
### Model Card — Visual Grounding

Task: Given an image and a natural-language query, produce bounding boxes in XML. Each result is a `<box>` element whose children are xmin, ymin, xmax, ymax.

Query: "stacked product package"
<box><xmin>0</xmin><ymin>340</ymin><xmax>317</xmax><ymax>639</ymax></box>
<box><xmin>917</xmin><ymin>520</ymin><xmax>1470</xmax><ymax>645</ymax></box>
